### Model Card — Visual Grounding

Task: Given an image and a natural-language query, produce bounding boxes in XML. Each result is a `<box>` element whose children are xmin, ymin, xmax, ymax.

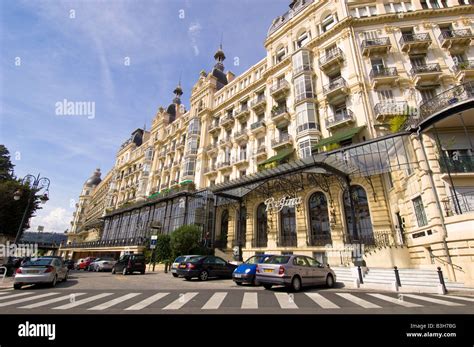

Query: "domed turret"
<box><xmin>211</xmin><ymin>45</ymin><xmax>228</xmax><ymax>90</ymax></box>
<box><xmin>85</xmin><ymin>168</ymin><xmax>102</xmax><ymax>187</ymax></box>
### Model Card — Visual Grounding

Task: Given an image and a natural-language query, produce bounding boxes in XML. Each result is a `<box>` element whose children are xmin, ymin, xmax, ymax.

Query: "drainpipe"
<box><xmin>416</xmin><ymin>127</ymin><xmax>455</xmax><ymax>281</ymax></box>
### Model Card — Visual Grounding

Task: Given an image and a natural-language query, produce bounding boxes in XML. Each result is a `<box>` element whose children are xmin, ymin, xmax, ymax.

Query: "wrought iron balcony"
<box><xmin>233</xmin><ymin>153</ymin><xmax>249</xmax><ymax>165</ymax></box>
<box><xmin>271</xmin><ymin>134</ymin><xmax>293</xmax><ymax>149</ymax></box>
<box><xmin>374</xmin><ymin>101</ymin><xmax>409</xmax><ymax>121</ymax></box>
<box><xmin>319</xmin><ymin>48</ymin><xmax>344</xmax><ymax>71</ymax></box>
<box><xmin>255</xmin><ymin>145</ymin><xmax>267</xmax><ymax>158</ymax></box>
<box><xmin>234</xmin><ymin>105</ymin><xmax>250</xmax><ymax>121</ymax></box>
<box><xmin>217</xmin><ymin>161</ymin><xmax>231</xmax><ymax>170</ymax></box>
<box><xmin>438</xmin><ymin>29</ymin><xmax>473</xmax><ymax>49</ymax></box>
<box><xmin>218</xmin><ymin>136</ymin><xmax>231</xmax><ymax>147</ymax></box>
<box><xmin>233</xmin><ymin>130</ymin><xmax>248</xmax><ymax>142</ymax></box>
<box><xmin>325</xmin><ymin>109</ymin><xmax>354</xmax><ymax>129</ymax></box>
<box><xmin>439</xmin><ymin>154</ymin><xmax>474</xmax><ymax>174</ymax></box>
<box><xmin>209</xmin><ymin>121</ymin><xmax>221</xmax><ymax>134</ymax></box>
<box><xmin>407</xmin><ymin>82</ymin><xmax>474</xmax><ymax>129</ymax></box>
<box><xmin>251</xmin><ymin>120</ymin><xmax>266</xmax><ymax>133</ymax></box>
<box><xmin>399</xmin><ymin>33</ymin><xmax>432</xmax><ymax>52</ymax></box>
<box><xmin>60</xmin><ymin>237</ymin><xmax>148</xmax><ymax>249</ymax></box>
<box><xmin>203</xmin><ymin>165</ymin><xmax>217</xmax><ymax>175</ymax></box>
<box><xmin>270</xmin><ymin>80</ymin><xmax>290</xmax><ymax>99</ymax></box>
<box><xmin>323</xmin><ymin>77</ymin><xmax>349</xmax><ymax>100</ymax></box>
<box><xmin>442</xmin><ymin>191</ymin><xmax>474</xmax><ymax>217</ymax></box>
<box><xmin>220</xmin><ymin>114</ymin><xmax>234</xmax><ymax>128</ymax></box>
<box><xmin>307</xmin><ymin>233</ymin><xmax>332</xmax><ymax>247</ymax></box>
<box><xmin>369</xmin><ymin>67</ymin><xmax>398</xmax><ymax>88</ymax></box>
<box><xmin>410</xmin><ymin>63</ymin><xmax>441</xmax><ymax>76</ymax></box>
<box><xmin>271</xmin><ymin>105</ymin><xmax>290</xmax><ymax>124</ymax></box>
<box><xmin>361</xmin><ymin>37</ymin><xmax>391</xmax><ymax>56</ymax></box>
<box><xmin>453</xmin><ymin>60</ymin><xmax>474</xmax><ymax>77</ymax></box>
<box><xmin>176</xmin><ymin>140</ymin><xmax>186</xmax><ymax>149</ymax></box>
<box><xmin>277</xmin><ymin>234</ymin><xmax>297</xmax><ymax>247</ymax></box>
<box><xmin>251</xmin><ymin>96</ymin><xmax>267</xmax><ymax>111</ymax></box>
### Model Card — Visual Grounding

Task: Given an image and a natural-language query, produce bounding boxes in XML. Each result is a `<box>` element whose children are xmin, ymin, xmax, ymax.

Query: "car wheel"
<box><xmin>326</xmin><ymin>274</ymin><xmax>335</xmax><ymax>288</ymax></box>
<box><xmin>13</xmin><ymin>284</ymin><xmax>22</xmax><ymax>290</ymax></box>
<box><xmin>172</xmin><ymin>273</ymin><xmax>178</xmax><ymax>278</ymax></box>
<box><xmin>198</xmin><ymin>270</ymin><xmax>209</xmax><ymax>281</ymax></box>
<box><xmin>252</xmin><ymin>277</ymin><xmax>260</xmax><ymax>286</ymax></box>
<box><xmin>122</xmin><ymin>268</ymin><xmax>128</xmax><ymax>276</ymax></box>
<box><xmin>111</xmin><ymin>267</ymin><xmax>116</xmax><ymax>274</ymax></box>
<box><xmin>140</xmin><ymin>270</ymin><xmax>145</xmax><ymax>275</ymax></box>
<box><xmin>51</xmin><ymin>275</ymin><xmax>58</xmax><ymax>288</ymax></box>
<box><xmin>263</xmin><ymin>283</ymin><xmax>273</xmax><ymax>290</ymax></box>
<box><xmin>184</xmin><ymin>276</ymin><xmax>191</xmax><ymax>281</ymax></box>
<box><xmin>63</xmin><ymin>272</ymin><xmax>68</xmax><ymax>282</ymax></box>
<box><xmin>291</xmin><ymin>276</ymin><xmax>302</xmax><ymax>292</ymax></box>
<box><xmin>235</xmin><ymin>281</ymin><xmax>243</xmax><ymax>286</ymax></box>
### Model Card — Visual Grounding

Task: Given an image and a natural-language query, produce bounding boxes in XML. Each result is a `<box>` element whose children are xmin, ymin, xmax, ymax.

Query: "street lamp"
<box><xmin>13</xmin><ymin>173</ymin><xmax>51</xmax><ymax>245</ymax></box>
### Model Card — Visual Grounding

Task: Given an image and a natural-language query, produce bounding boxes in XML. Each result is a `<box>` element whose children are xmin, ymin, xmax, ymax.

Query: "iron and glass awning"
<box><xmin>211</xmin><ymin>132</ymin><xmax>417</xmax><ymax>200</ymax></box>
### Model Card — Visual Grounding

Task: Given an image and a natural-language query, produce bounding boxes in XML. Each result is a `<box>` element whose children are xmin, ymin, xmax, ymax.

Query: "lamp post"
<box><xmin>13</xmin><ymin>174</ymin><xmax>50</xmax><ymax>245</ymax></box>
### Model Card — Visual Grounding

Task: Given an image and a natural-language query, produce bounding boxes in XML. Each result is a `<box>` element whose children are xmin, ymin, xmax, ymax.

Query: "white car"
<box><xmin>14</xmin><ymin>257</ymin><xmax>68</xmax><ymax>289</ymax></box>
<box><xmin>90</xmin><ymin>258</ymin><xmax>117</xmax><ymax>272</ymax></box>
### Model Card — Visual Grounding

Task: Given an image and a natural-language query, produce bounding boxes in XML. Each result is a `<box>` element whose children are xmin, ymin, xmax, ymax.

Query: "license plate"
<box><xmin>28</xmin><ymin>270</ymin><xmax>40</xmax><ymax>274</ymax></box>
<box><xmin>179</xmin><ymin>264</ymin><xmax>186</xmax><ymax>269</ymax></box>
<box><xmin>171</xmin><ymin>269</ymin><xmax>177</xmax><ymax>273</ymax></box>
<box><xmin>264</xmin><ymin>269</ymin><xmax>273</xmax><ymax>273</ymax></box>
<box><xmin>234</xmin><ymin>274</ymin><xmax>242</xmax><ymax>278</ymax></box>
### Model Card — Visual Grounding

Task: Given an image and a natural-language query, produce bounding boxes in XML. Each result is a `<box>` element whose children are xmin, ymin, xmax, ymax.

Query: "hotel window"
<box><xmin>294</xmin><ymin>75</ymin><xmax>314</xmax><ymax>102</ymax></box>
<box><xmin>296</xmin><ymin>102</ymin><xmax>318</xmax><ymax>133</ymax></box>
<box><xmin>378</xmin><ymin>89</ymin><xmax>394</xmax><ymax>102</ymax></box>
<box><xmin>299</xmin><ymin>139</ymin><xmax>317</xmax><ymax>158</ymax></box>
<box><xmin>224</xmin><ymin>175</ymin><xmax>230</xmax><ymax>183</ymax></box>
<box><xmin>257</xmin><ymin>137</ymin><xmax>265</xmax><ymax>148</ymax></box>
<box><xmin>292</xmin><ymin>49</ymin><xmax>312</xmax><ymax>74</ymax></box>
<box><xmin>296</xmin><ymin>31</ymin><xmax>310</xmax><ymax>48</ymax></box>
<box><xmin>413</xmin><ymin>196</ymin><xmax>428</xmax><ymax>227</ymax></box>
<box><xmin>188</xmin><ymin>117</ymin><xmax>200</xmax><ymax>135</ymax></box>
<box><xmin>275</xmin><ymin>46</ymin><xmax>286</xmax><ymax>64</ymax></box>
<box><xmin>187</xmin><ymin>137</ymin><xmax>199</xmax><ymax>154</ymax></box>
<box><xmin>321</xmin><ymin>14</ymin><xmax>337</xmax><ymax>33</ymax></box>
<box><xmin>183</xmin><ymin>158</ymin><xmax>196</xmax><ymax>177</ymax></box>
<box><xmin>419</xmin><ymin>87</ymin><xmax>438</xmax><ymax>102</ymax></box>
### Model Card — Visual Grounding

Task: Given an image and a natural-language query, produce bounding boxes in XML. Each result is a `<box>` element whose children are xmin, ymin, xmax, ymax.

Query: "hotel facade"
<box><xmin>61</xmin><ymin>0</ymin><xmax>474</xmax><ymax>286</ymax></box>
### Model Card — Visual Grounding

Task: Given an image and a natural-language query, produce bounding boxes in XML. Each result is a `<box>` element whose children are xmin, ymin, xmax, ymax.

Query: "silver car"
<box><xmin>13</xmin><ymin>257</ymin><xmax>69</xmax><ymax>289</ymax></box>
<box><xmin>256</xmin><ymin>254</ymin><xmax>336</xmax><ymax>292</ymax></box>
<box><xmin>171</xmin><ymin>255</ymin><xmax>200</xmax><ymax>277</ymax></box>
<box><xmin>90</xmin><ymin>258</ymin><xmax>117</xmax><ymax>272</ymax></box>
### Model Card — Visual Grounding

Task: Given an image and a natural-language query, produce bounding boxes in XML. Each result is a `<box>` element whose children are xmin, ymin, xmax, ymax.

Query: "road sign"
<box><xmin>150</xmin><ymin>235</ymin><xmax>158</xmax><ymax>249</ymax></box>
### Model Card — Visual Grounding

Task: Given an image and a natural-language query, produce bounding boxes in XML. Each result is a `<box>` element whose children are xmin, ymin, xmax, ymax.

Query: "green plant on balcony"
<box><xmin>271</xmin><ymin>105</ymin><xmax>279</xmax><ymax>115</ymax></box>
<box><xmin>389</xmin><ymin>114</ymin><xmax>409</xmax><ymax>133</ymax></box>
<box><xmin>326</xmin><ymin>143</ymin><xmax>341</xmax><ymax>151</ymax></box>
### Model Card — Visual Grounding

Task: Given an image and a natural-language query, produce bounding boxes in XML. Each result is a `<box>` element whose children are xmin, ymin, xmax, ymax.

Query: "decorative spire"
<box><xmin>213</xmin><ymin>44</ymin><xmax>226</xmax><ymax>71</ymax></box>
<box><xmin>173</xmin><ymin>82</ymin><xmax>183</xmax><ymax>104</ymax></box>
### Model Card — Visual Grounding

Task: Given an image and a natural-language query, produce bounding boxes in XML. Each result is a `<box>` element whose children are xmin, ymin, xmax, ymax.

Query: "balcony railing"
<box><xmin>439</xmin><ymin>154</ymin><xmax>474</xmax><ymax>173</ymax></box>
<box><xmin>277</xmin><ymin>233</ymin><xmax>297</xmax><ymax>247</ymax></box>
<box><xmin>271</xmin><ymin>105</ymin><xmax>289</xmax><ymax>118</ymax></box>
<box><xmin>325</xmin><ymin>109</ymin><xmax>354</xmax><ymax>127</ymax></box>
<box><xmin>410</xmin><ymin>63</ymin><xmax>441</xmax><ymax>75</ymax></box>
<box><xmin>361</xmin><ymin>37</ymin><xmax>391</xmax><ymax>52</ymax></box>
<box><xmin>251</xmin><ymin>120</ymin><xmax>266</xmax><ymax>130</ymax></box>
<box><xmin>251</xmin><ymin>96</ymin><xmax>267</xmax><ymax>109</ymax></box>
<box><xmin>270</xmin><ymin>80</ymin><xmax>290</xmax><ymax>95</ymax></box>
<box><xmin>323</xmin><ymin>77</ymin><xmax>348</xmax><ymax>95</ymax></box>
<box><xmin>61</xmin><ymin>237</ymin><xmax>148</xmax><ymax>249</ymax></box>
<box><xmin>318</xmin><ymin>48</ymin><xmax>344</xmax><ymax>67</ymax></box>
<box><xmin>255</xmin><ymin>146</ymin><xmax>266</xmax><ymax>155</ymax></box>
<box><xmin>252</xmin><ymin>236</ymin><xmax>268</xmax><ymax>248</ymax></box>
<box><xmin>220</xmin><ymin>114</ymin><xmax>234</xmax><ymax>126</ymax></box>
<box><xmin>234</xmin><ymin>105</ymin><xmax>250</xmax><ymax>119</ymax></box>
<box><xmin>233</xmin><ymin>129</ymin><xmax>248</xmax><ymax>140</ymax></box>
<box><xmin>217</xmin><ymin>161</ymin><xmax>231</xmax><ymax>169</ymax></box>
<box><xmin>399</xmin><ymin>33</ymin><xmax>431</xmax><ymax>46</ymax></box>
<box><xmin>453</xmin><ymin>60</ymin><xmax>474</xmax><ymax>73</ymax></box>
<box><xmin>439</xmin><ymin>29</ymin><xmax>473</xmax><ymax>43</ymax></box>
<box><xmin>374</xmin><ymin>101</ymin><xmax>409</xmax><ymax>119</ymax></box>
<box><xmin>442</xmin><ymin>191</ymin><xmax>474</xmax><ymax>217</ymax></box>
<box><xmin>271</xmin><ymin>134</ymin><xmax>292</xmax><ymax>147</ymax></box>
<box><xmin>203</xmin><ymin>165</ymin><xmax>217</xmax><ymax>174</ymax></box>
<box><xmin>410</xmin><ymin>81</ymin><xmax>474</xmax><ymax>127</ymax></box>
<box><xmin>344</xmin><ymin>230</ymin><xmax>395</xmax><ymax>250</ymax></box>
<box><xmin>370</xmin><ymin>67</ymin><xmax>398</xmax><ymax>79</ymax></box>
<box><xmin>209</xmin><ymin>122</ymin><xmax>220</xmax><ymax>132</ymax></box>
<box><xmin>307</xmin><ymin>233</ymin><xmax>332</xmax><ymax>247</ymax></box>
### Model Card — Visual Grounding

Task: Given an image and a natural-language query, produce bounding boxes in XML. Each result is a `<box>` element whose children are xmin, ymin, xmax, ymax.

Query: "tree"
<box><xmin>0</xmin><ymin>145</ymin><xmax>42</xmax><ymax>238</ymax></box>
<box><xmin>170</xmin><ymin>225</ymin><xmax>202</xmax><ymax>257</ymax></box>
<box><xmin>154</xmin><ymin>234</ymin><xmax>172</xmax><ymax>262</ymax></box>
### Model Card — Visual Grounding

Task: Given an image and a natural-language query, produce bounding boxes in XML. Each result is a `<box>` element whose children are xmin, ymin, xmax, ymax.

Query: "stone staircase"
<box><xmin>332</xmin><ymin>267</ymin><xmax>467</xmax><ymax>291</ymax></box>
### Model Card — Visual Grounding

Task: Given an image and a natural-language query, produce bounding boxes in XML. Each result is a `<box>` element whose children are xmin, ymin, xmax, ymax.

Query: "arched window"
<box><xmin>220</xmin><ymin>210</ymin><xmax>229</xmax><ymax>248</ymax></box>
<box><xmin>308</xmin><ymin>192</ymin><xmax>331</xmax><ymax>246</ymax></box>
<box><xmin>279</xmin><ymin>206</ymin><xmax>297</xmax><ymax>247</ymax></box>
<box><xmin>236</xmin><ymin>207</ymin><xmax>247</xmax><ymax>246</ymax></box>
<box><xmin>343</xmin><ymin>185</ymin><xmax>374</xmax><ymax>244</ymax></box>
<box><xmin>255</xmin><ymin>203</ymin><xmax>268</xmax><ymax>247</ymax></box>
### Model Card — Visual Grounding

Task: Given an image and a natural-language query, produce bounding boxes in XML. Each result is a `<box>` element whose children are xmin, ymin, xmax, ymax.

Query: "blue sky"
<box><xmin>0</xmin><ymin>0</ymin><xmax>289</xmax><ymax>233</ymax></box>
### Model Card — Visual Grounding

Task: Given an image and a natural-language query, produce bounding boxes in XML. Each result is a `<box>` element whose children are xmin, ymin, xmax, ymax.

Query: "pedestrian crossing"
<box><xmin>0</xmin><ymin>290</ymin><xmax>471</xmax><ymax>312</ymax></box>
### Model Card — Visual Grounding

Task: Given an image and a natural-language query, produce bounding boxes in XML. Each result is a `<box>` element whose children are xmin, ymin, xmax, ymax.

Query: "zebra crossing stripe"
<box><xmin>162</xmin><ymin>292</ymin><xmax>198</xmax><ymax>310</ymax></box>
<box><xmin>19</xmin><ymin>293</ymin><xmax>87</xmax><ymax>309</ymax></box>
<box><xmin>336</xmin><ymin>293</ymin><xmax>381</xmax><ymax>308</ymax></box>
<box><xmin>0</xmin><ymin>292</ymin><xmax>59</xmax><ymax>307</ymax></box>
<box><xmin>274</xmin><ymin>293</ymin><xmax>298</xmax><ymax>309</ymax></box>
<box><xmin>124</xmin><ymin>292</ymin><xmax>170</xmax><ymax>311</ymax></box>
<box><xmin>241</xmin><ymin>293</ymin><xmax>258</xmax><ymax>310</ymax></box>
<box><xmin>367</xmin><ymin>293</ymin><xmax>422</xmax><ymax>308</ymax></box>
<box><xmin>88</xmin><ymin>293</ymin><xmax>141</xmax><ymax>311</ymax></box>
<box><xmin>403</xmin><ymin>294</ymin><xmax>464</xmax><ymax>306</ymax></box>
<box><xmin>435</xmin><ymin>295</ymin><xmax>474</xmax><ymax>303</ymax></box>
<box><xmin>0</xmin><ymin>292</ymin><xmax>34</xmax><ymax>301</ymax></box>
<box><xmin>305</xmin><ymin>293</ymin><xmax>340</xmax><ymax>309</ymax></box>
<box><xmin>202</xmin><ymin>292</ymin><xmax>228</xmax><ymax>310</ymax></box>
<box><xmin>52</xmin><ymin>293</ymin><xmax>114</xmax><ymax>310</ymax></box>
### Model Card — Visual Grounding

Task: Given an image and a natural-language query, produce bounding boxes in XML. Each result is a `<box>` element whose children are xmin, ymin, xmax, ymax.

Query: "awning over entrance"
<box><xmin>313</xmin><ymin>126</ymin><xmax>365</xmax><ymax>150</ymax></box>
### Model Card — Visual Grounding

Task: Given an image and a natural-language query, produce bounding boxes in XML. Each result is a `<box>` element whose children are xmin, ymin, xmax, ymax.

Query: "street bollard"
<box><xmin>437</xmin><ymin>267</ymin><xmax>448</xmax><ymax>294</ymax></box>
<box><xmin>357</xmin><ymin>265</ymin><xmax>364</xmax><ymax>284</ymax></box>
<box><xmin>394</xmin><ymin>266</ymin><xmax>402</xmax><ymax>287</ymax></box>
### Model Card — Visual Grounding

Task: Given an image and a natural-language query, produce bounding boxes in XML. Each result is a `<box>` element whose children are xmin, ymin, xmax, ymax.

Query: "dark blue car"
<box><xmin>232</xmin><ymin>254</ymin><xmax>272</xmax><ymax>285</ymax></box>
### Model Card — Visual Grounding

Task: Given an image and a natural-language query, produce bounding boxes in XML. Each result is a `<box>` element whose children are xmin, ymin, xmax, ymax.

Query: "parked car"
<box><xmin>171</xmin><ymin>255</ymin><xmax>200</xmax><ymax>277</ymax></box>
<box><xmin>256</xmin><ymin>254</ymin><xmax>336</xmax><ymax>292</ymax></box>
<box><xmin>76</xmin><ymin>257</ymin><xmax>97</xmax><ymax>270</ymax></box>
<box><xmin>111</xmin><ymin>254</ymin><xmax>145</xmax><ymax>275</ymax></box>
<box><xmin>232</xmin><ymin>254</ymin><xmax>273</xmax><ymax>286</ymax></box>
<box><xmin>13</xmin><ymin>257</ymin><xmax>69</xmax><ymax>289</ymax></box>
<box><xmin>0</xmin><ymin>256</ymin><xmax>22</xmax><ymax>276</ymax></box>
<box><xmin>176</xmin><ymin>255</ymin><xmax>237</xmax><ymax>281</ymax></box>
<box><xmin>64</xmin><ymin>259</ymin><xmax>75</xmax><ymax>270</ymax></box>
<box><xmin>90</xmin><ymin>258</ymin><xmax>116</xmax><ymax>272</ymax></box>
<box><xmin>75</xmin><ymin>258</ymin><xmax>85</xmax><ymax>270</ymax></box>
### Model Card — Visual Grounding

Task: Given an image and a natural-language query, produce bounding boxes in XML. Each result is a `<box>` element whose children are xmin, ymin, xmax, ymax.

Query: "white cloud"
<box><xmin>28</xmin><ymin>207</ymin><xmax>71</xmax><ymax>234</ymax></box>
<box><xmin>188</xmin><ymin>22</ymin><xmax>202</xmax><ymax>56</ymax></box>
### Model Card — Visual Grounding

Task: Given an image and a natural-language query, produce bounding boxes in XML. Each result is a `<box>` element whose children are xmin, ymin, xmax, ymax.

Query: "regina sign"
<box><xmin>264</xmin><ymin>196</ymin><xmax>302</xmax><ymax>213</ymax></box>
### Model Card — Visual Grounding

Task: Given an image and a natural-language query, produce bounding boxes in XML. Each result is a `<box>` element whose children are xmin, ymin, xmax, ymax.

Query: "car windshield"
<box><xmin>23</xmin><ymin>258</ymin><xmax>53</xmax><ymax>267</ymax></box>
<box><xmin>245</xmin><ymin>256</ymin><xmax>271</xmax><ymax>264</ymax></box>
<box><xmin>188</xmin><ymin>256</ymin><xmax>206</xmax><ymax>263</ymax></box>
<box><xmin>264</xmin><ymin>256</ymin><xmax>290</xmax><ymax>264</ymax></box>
